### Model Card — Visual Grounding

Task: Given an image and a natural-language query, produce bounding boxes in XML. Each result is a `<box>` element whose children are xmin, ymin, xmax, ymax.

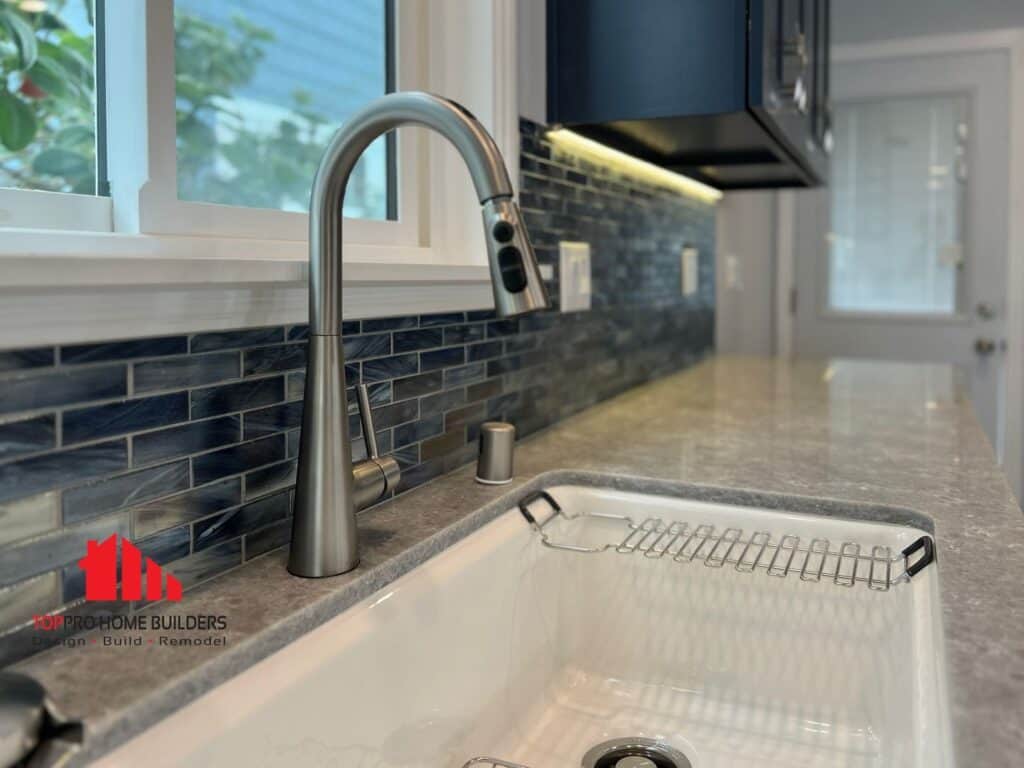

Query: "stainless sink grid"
<box><xmin>517</xmin><ymin>491</ymin><xmax>936</xmax><ymax>592</ymax></box>
<box><xmin>462</xmin><ymin>759</ymin><xmax>530</xmax><ymax>768</ymax></box>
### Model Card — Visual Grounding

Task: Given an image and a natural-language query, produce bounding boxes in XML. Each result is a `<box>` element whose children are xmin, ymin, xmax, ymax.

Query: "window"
<box><xmin>172</xmin><ymin>0</ymin><xmax>393</xmax><ymax>219</ymax></box>
<box><xmin>828</xmin><ymin>94</ymin><xmax>968</xmax><ymax>315</ymax></box>
<box><xmin>0</xmin><ymin>0</ymin><xmax>518</xmax><ymax>347</ymax></box>
<box><xmin>1</xmin><ymin>0</ymin><xmax>518</xmax><ymax>346</ymax></box>
<box><xmin>0</xmin><ymin>0</ymin><xmax>98</xmax><ymax>195</ymax></box>
<box><xmin>1</xmin><ymin>0</ymin><xmax>515</xmax><ymax>247</ymax></box>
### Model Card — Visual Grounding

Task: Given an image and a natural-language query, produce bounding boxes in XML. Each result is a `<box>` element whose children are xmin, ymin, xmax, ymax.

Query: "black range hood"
<box><xmin>547</xmin><ymin>0</ymin><xmax>831</xmax><ymax>190</ymax></box>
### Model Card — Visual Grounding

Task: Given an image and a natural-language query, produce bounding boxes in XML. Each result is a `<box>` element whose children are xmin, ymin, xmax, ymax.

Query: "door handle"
<box><xmin>974</xmin><ymin>338</ymin><xmax>997</xmax><ymax>356</ymax></box>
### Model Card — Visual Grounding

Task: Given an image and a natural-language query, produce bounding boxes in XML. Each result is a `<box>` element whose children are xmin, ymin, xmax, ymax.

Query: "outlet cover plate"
<box><xmin>559</xmin><ymin>241</ymin><xmax>592</xmax><ymax>313</ymax></box>
<box><xmin>681</xmin><ymin>245</ymin><xmax>699</xmax><ymax>296</ymax></box>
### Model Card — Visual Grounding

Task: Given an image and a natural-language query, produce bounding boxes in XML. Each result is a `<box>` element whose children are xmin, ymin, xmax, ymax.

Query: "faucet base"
<box><xmin>289</xmin><ymin>334</ymin><xmax>359</xmax><ymax>578</ymax></box>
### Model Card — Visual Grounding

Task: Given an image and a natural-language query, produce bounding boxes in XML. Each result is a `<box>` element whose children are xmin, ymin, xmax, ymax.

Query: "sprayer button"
<box><xmin>498</xmin><ymin>246</ymin><xmax>527</xmax><ymax>292</ymax></box>
<box><xmin>492</xmin><ymin>220</ymin><xmax>515</xmax><ymax>243</ymax></box>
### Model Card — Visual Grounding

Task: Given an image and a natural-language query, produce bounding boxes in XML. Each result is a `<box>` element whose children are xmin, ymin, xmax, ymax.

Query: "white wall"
<box><xmin>715</xmin><ymin>191</ymin><xmax>778</xmax><ymax>356</ymax></box>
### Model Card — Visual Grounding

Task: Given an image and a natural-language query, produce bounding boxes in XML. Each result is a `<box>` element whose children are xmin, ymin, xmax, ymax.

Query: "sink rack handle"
<box><xmin>518</xmin><ymin>490</ymin><xmax>562</xmax><ymax>529</ymax></box>
<box><xmin>902</xmin><ymin>535</ymin><xmax>936</xmax><ymax>580</ymax></box>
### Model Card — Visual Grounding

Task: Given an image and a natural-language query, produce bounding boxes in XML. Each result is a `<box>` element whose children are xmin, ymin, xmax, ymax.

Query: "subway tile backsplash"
<box><xmin>0</xmin><ymin>118</ymin><xmax>715</xmax><ymax>665</ymax></box>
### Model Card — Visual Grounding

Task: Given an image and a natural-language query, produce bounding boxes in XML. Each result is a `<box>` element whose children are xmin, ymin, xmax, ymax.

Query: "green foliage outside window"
<box><xmin>0</xmin><ymin>0</ymin><xmax>96</xmax><ymax>194</ymax></box>
<box><xmin>1</xmin><ymin>1</ymin><xmax>331</xmax><ymax>210</ymax></box>
<box><xmin>173</xmin><ymin>11</ymin><xmax>329</xmax><ymax>210</ymax></box>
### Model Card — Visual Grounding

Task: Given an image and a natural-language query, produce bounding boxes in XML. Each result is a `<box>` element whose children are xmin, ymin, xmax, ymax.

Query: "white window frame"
<box><xmin>0</xmin><ymin>188</ymin><xmax>111</xmax><ymax>232</ymax></box>
<box><xmin>111</xmin><ymin>0</ymin><xmax>423</xmax><ymax>255</ymax></box>
<box><xmin>0</xmin><ymin>0</ymin><xmax>521</xmax><ymax>345</ymax></box>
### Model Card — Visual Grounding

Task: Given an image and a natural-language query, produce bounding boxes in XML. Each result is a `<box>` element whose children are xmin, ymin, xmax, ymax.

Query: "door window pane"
<box><xmin>828</xmin><ymin>95</ymin><xmax>967</xmax><ymax>314</ymax></box>
<box><xmin>0</xmin><ymin>0</ymin><xmax>98</xmax><ymax>194</ymax></box>
<box><xmin>173</xmin><ymin>0</ymin><xmax>391</xmax><ymax>219</ymax></box>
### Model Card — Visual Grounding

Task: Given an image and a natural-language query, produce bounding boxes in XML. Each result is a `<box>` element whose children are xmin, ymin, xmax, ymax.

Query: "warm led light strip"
<box><xmin>545</xmin><ymin>128</ymin><xmax>723</xmax><ymax>204</ymax></box>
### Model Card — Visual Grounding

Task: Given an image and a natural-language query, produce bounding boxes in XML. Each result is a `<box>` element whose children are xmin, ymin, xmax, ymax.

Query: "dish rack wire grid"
<box><xmin>517</xmin><ymin>491</ymin><xmax>935</xmax><ymax>592</ymax></box>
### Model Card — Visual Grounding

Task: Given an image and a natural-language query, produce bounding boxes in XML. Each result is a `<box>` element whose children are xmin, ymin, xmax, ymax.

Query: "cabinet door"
<box><xmin>773</xmin><ymin>0</ymin><xmax>812</xmax><ymax>119</ymax></box>
<box><xmin>777</xmin><ymin>0</ymin><xmax>806</xmax><ymax>93</ymax></box>
<box><xmin>812</xmin><ymin>0</ymin><xmax>832</xmax><ymax>147</ymax></box>
<box><xmin>802</xmin><ymin>0</ymin><xmax>817</xmax><ymax>132</ymax></box>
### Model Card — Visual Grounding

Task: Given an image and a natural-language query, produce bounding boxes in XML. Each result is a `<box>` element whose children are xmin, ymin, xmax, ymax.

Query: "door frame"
<box><xmin>777</xmin><ymin>30</ymin><xmax>1024</xmax><ymax>501</ymax></box>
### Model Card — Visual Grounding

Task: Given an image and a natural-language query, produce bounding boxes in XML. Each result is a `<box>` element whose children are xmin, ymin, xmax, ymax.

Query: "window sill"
<box><xmin>0</xmin><ymin>230</ymin><xmax>495</xmax><ymax>349</ymax></box>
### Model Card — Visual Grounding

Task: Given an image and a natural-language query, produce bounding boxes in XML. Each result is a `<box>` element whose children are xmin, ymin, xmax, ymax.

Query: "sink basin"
<box><xmin>97</xmin><ymin>484</ymin><xmax>953</xmax><ymax>767</ymax></box>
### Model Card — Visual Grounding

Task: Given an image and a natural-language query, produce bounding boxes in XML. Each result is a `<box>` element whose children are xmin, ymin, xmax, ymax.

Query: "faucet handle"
<box><xmin>355</xmin><ymin>384</ymin><xmax>379</xmax><ymax>459</ymax></box>
<box><xmin>351</xmin><ymin>383</ymin><xmax>401</xmax><ymax>510</ymax></box>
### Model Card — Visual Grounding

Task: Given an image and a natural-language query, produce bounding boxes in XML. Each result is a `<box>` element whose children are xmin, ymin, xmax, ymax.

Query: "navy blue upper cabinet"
<box><xmin>547</xmin><ymin>0</ymin><xmax>831</xmax><ymax>189</ymax></box>
<box><xmin>548</xmin><ymin>1</ymin><xmax>749</xmax><ymax>122</ymax></box>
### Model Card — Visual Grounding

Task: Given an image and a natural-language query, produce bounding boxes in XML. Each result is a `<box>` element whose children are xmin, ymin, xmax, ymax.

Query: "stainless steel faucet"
<box><xmin>289</xmin><ymin>91</ymin><xmax>550</xmax><ymax>578</ymax></box>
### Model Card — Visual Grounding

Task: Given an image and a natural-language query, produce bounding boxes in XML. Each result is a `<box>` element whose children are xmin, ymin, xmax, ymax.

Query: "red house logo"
<box><xmin>78</xmin><ymin>534</ymin><xmax>183</xmax><ymax>602</ymax></box>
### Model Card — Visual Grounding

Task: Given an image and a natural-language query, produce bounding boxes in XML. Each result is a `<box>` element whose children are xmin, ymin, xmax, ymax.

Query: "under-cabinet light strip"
<box><xmin>545</xmin><ymin>128</ymin><xmax>724</xmax><ymax>204</ymax></box>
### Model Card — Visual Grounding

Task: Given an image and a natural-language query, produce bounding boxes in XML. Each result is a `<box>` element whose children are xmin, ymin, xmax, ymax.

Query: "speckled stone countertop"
<box><xmin>15</xmin><ymin>357</ymin><xmax>1024</xmax><ymax>766</ymax></box>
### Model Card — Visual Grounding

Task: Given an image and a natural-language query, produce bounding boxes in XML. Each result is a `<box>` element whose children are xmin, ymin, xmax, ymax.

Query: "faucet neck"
<box><xmin>291</xmin><ymin>92</ymin><xmax>547</xmax><ymax>578</ymax></box>
<box><xmin>308</xmin><ymin>92</ymin><xmax>514</xmax><ymax>336</ymax></box>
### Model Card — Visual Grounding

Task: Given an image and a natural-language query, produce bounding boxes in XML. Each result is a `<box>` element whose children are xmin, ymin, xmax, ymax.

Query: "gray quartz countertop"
<box><xmin>14</xmin><ymin>357</ymin><xmax>1024</xmax><ymax>766</ymax></box>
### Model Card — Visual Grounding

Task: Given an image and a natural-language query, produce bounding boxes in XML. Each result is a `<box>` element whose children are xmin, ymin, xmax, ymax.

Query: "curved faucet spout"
<box><xmin>290</xmin><ymin>91</ymin><xmax>549</xmax><ymax>578</ymax></box>
<box><xmin>310</xmin><ymin>91</ymin><xmax>514</xmax><ymax>335</ymax></box>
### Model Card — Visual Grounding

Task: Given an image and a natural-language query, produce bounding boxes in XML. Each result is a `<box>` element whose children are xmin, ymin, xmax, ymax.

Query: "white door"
<box><xmin>794</xmin><ymin>49</ymin><xmax>1011</xmax><ymax>455</ymax></box>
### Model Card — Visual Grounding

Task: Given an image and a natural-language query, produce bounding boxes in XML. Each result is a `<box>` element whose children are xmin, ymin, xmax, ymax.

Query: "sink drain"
<box><xmin>581</xmin><ymin>738</ymin><xmax>692</xmax><ymax>768</ymax></box>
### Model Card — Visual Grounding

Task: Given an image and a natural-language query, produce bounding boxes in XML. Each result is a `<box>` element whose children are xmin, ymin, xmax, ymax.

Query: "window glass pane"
<box><xmin>174</xmin><ymin>0</ymin><xmax>391</xmax><ymax>219</ymax></box>
<box><xmin>828</xmin><ymin>95</ymin><xmax>967</xmax><ymax>315</ymax></box>
<box><xmin>0</xmin><ymin>0</ymin><xmax>97</xmax><ymax>194</ymax></box>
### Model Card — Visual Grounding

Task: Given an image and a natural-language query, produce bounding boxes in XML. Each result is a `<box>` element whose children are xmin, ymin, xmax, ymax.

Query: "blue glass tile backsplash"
<box><xmin>0</xmin><ymin>118</ymin><xmax>715</xmax><ymax>665</ymax></box>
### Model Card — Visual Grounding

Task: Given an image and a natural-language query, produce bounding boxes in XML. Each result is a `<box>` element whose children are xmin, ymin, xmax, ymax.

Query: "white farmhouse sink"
<box><xmin>97</xmin><ymin>485</ymin><xmax>952</xmax><ymax>768</ymax></box>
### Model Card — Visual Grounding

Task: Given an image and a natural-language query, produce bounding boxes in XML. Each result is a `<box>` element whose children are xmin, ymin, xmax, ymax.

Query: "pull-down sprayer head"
<box><xmin>482</xmin><ymin>196</ymin><xmax>550</xmax><ymax>317</ymax></box>
<box><xmin>306</xmin><ymin>91</ymin><xmax>549</xmax><ymax>337</ymax></box>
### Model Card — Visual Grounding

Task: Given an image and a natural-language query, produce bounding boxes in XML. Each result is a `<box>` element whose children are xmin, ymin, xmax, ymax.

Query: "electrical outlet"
<box><xmin>559</xmin><ymin>241</ymin><xmax>591</xmax><ymax>313</ymax></box>
<box><xmin>724</xmin><ymin>254</ymin><xmax>742</xmax><ymax>290</ymax></box>
<box><xmin>681</xmin><ymin>245</ymin><xmax>699</xmax><ymax>296</ymax></box>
